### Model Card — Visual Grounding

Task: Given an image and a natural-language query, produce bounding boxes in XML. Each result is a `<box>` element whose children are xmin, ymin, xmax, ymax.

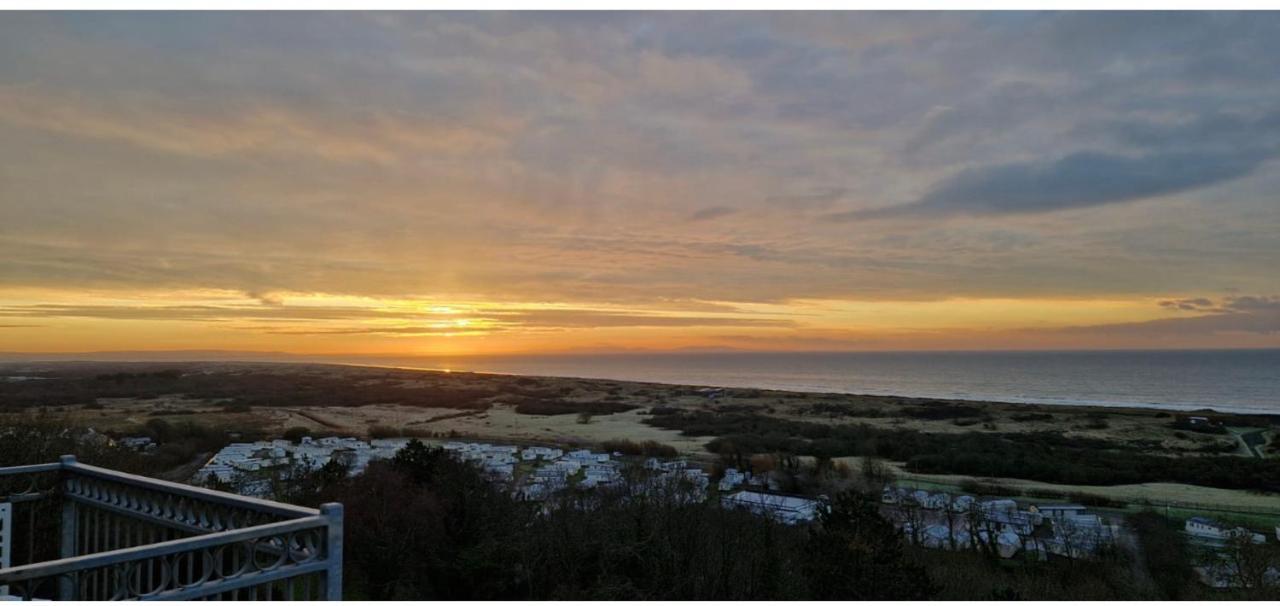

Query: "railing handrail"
<box><xmin>0</xmin><ymin>463</ymin><xmax>61</xmax><ymax>478</ymax></box>
<box><xmin>62</xmin><ymin>457</ymin><xmax>319</xmax><ymax>519</ymax></box>
<box><xmin>0</xmin><ymin>457</ymin><xmax>344</xmax><ymax>600</ymax></box>
<box><xmin>0</xmin><ymin>516</ymin><xmax>327</xmax><ymax>583</ymax></box>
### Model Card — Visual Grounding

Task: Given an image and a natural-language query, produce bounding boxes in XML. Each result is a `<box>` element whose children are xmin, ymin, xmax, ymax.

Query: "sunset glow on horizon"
<box><xmin>2</xmin><ymin>13</ymin><xmax>1278</xmax><ymax>357</ymax></box>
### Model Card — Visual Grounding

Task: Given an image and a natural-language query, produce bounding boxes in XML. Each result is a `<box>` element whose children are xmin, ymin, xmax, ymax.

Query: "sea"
<box><xmin>407</xmin><ymin>349</ymin><xmax>1280</xmax><ymax>415</ymax></box>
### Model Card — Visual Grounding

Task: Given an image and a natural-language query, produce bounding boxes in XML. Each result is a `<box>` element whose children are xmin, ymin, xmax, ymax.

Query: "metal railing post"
<box><xmin>57</xmin><ymin>455</ymin><xmax>78</xmax><ymax>600</ymax></box>
<box><xmin>320</xmin><ymin>503</ymin><xmax>343</xmax><ymax>600</ymax></box>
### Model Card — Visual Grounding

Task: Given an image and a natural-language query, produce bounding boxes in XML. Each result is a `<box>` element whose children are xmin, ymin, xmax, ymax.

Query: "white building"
<box><xmin>566</xmin><ymin>449</ymin><xmax>609</xmax><ymax>464</ymax></box>
<box><xmin>722</xmin><ymin>491</ymin><xmax>823</xmax><ymax>525</ymax></box>
<box><xmin>522</xmin><ymin>447</ymin><xmax>563</xmax><ymax>461</ymax></box>
<box><xmin>1185</xmin><ymin>517</ymin><xmax>1266</xmax><ymax>546</ymax></box>
<box><xmin>950</xmin><ymin>495</ymin><xmax>976</xmax><ymax>512</ymax></box>
<box><xmin>1031</xmin><ymin>504</ymin><xmax>1088</xmax><ymax>519</ymax></box>
<box><xmin>119</xmin><ymin>436</ymin><xmax>154</xmax><ymax>451</ymax></box>
<box><xmin>194</xmin><ymin>435</ymin><xmax>412</xmax><ymax>492</ymax></box>
<box><xmin>719</xmin><ymin>468</ymin><xmax>747</xmax><ymax>492</ymax></box>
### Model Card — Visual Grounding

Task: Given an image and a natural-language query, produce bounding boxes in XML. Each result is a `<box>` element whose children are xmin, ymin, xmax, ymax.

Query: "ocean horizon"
<box><xmin>410</xmin><ymin>349</ymin><xmax>1280</xmax><ymax>415</ymax></box>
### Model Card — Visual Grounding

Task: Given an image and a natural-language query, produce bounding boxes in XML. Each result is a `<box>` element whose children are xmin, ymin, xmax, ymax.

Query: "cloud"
<box><xmin>1055</xmin><ymin>295</ymin><xmax>1280</xmax><ymax>338</ymax></box>
<box><xmin>849</xmin><ymin>149</ymin><xmax>1274</xmax><ymax>219</ymax></box>
<box><xmin>1224</xmin><ymin>295</ymin><xmax>1280</xmax><ymax>312</ymax></box>
<box><xmin>0</xmin><ymin>302</ymin><xmax>794</xmax><ymax>331</ymax></box>
<box><xmin>766</xmin><ymin>187</ymin><xmax>847</xmax><ymax>207</ymax></box>
<box><xmin>472</xmin><ymin>308</ymin><xmax>795</xmax><ymax>329</ymax></box>
<box><xmin>2</xmin><ymin>12</ymin><xmax>1280</xmax><ymax>352</ymax></box>
<box><xmin>0</xmin><ymin>86</ymin><xmax>516</xmax><ymax>166</ymax></box>
<box><xmin>0</xmin><ymin>303</ymin><xmax>406</xmax><ymax>322</ymax></box>
<box><xmin>688</xmin><ymin>206</ymin><xmax>737</xmax><ymax>222</ymax></box>
<box><xmin>1159</xmin><ymin>297</ymin><xmax>1215</xmax><ymax>311</ymax></box>
<box><xmin>262</xmin><ymin>325</ymin><xmax>504</xmax><ymax>336</ymax></box>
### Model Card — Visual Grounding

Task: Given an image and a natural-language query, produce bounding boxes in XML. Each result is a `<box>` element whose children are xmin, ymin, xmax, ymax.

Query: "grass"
<box><xmin>887</xmin><ymin>467</ymin><xmax>1280</xmax><ymax>535</ymax></box>
<box><xmin>839</xmin><ymin>455</ymin><xmax>1280</xmax><ymax>515</ymax></box>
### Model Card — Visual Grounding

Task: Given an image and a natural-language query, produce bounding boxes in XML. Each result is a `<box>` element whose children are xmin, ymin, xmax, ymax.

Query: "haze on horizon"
<box><xmin>2</xmin><ymin>12</ymin><xmax>1279</xmax><ymax>357</ymax></box>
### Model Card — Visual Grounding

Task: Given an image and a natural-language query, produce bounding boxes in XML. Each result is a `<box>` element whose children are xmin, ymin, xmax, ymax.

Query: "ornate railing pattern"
<box><xmin>0</xmin><ymin>456</ymin><xmax>342</xmax><ymax>601</ymax></box>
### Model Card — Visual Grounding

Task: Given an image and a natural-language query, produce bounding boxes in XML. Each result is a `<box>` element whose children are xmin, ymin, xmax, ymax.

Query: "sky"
<box><xmin>1</xmin><ymin>11</ymin><xmax>1278</xmax><ymax>357</ymax></box>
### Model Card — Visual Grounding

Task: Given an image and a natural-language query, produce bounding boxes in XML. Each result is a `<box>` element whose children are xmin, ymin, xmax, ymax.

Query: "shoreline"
<box><xmin>6</xmin><ymin>356</ymin><xmax>1275</xmax><ymax>419</ymax></box>
<box><xmin>5</xmin><ymin>349</ymin><xmax>1277</xmax><ymax>415</ymax></box>
<box><xmin>359</xmin><ymin>362</ymin><xmax>1276</xmax><ymax>418</ymax></box>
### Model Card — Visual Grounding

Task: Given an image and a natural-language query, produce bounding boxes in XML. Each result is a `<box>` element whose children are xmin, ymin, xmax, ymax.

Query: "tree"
<box><xmin>145</xmin><ymin>418</ymin><xmax>174</xmax><ymax>443</ymax></box>
<box><xmin>1214</xmin><ymin>531</ymin><xmax>1280</xmax><ymax>598</ymax></box>
<box><xmin>899</xmin><ymin>497</ymin><xmax>927</xmax><ymax>547</ymax></box>
<box><xmin>860</xmin><ymin>456</ymin><xmax>895</xmax><ymax>488</ymax></box>
<box><xmin>1128</xmin><ymin>511</ymin><xmax>1197</xmax><ymax>599</ymax></box>
<box><xmin>282</xmin><ymin>426</ymin><xmax>310</xmax><ymax>443</ymax></box>
<box><xmin>802</xmin><ymin>490</ymin><xmax>935</xmax><ymax>599</ymax></box>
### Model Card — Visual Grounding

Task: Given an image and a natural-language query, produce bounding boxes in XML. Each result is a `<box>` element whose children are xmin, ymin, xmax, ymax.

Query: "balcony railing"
<box><xmin>0</xmin><ymin>455</ymin><xmax>342</xmax><ymax>601</ymax></box>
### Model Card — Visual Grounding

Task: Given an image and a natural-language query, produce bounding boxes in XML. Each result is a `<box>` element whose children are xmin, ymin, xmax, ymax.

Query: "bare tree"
<box><xmin>967</xmin><ymin>506</ymin><xmax>1004</xmax><ymax>560</ymax></box>
<box><xmin>859</xmin><ymin>456</ymin><xmax>894</xmax><ymax>490</ymax></box>
<box><xmin>899</xmin><ymin>498</ymin><xmax>927</xmax><ymax>546</ymax></box>
<box><xmin>1213</xmin><ymin>531</ymin><xmax>1280</xmax><ymax>597</ymax></box>
<box><xmin>940</xmin><ymin>501</ymin><xmax>963</xmax><ymax>552</ymax></box>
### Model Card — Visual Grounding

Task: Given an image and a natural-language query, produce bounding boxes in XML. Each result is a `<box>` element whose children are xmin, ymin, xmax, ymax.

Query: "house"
<box><xmin>484</xmin><ymin>462</ymin><xmax>514</xmax><ymax>480</ymax></box>
<box><xmin>1185</xmin><ymin>517</ymin><xmax>1266</xmax><ymax>546</ymax></box>
<box><xmin>881</xmin><ymin>486</ymin><xmax>910</xmax><ymax>504</ymax></box>
<box><xmin>978</xmin><ymin>509</ymin><xmax>1039</xmax><ymax>536</ymax></box>
<box><xmin>1033</xmin><ymin>514</ymin><xmax>1118</xmax><ymax>559</ymax></box>
<box><xmin>920</xmin><ymin>492</ymin><xmax>951</xmax><ymax>510</ymax></box>
<box><xmin>979</xmin><ymin>499</ymin><xmax>1018</xmax><ymax>513</ymax></box>
<box><xmin>580</xmin><ymin>463</ymin><xmax>623</xmax><ymax>488</ymax></box>
<box><xmin>192</xmin><ymin>435</ymin><xmax>413</xmax><ymax>494</ymax></box>
<box><xmin>1030</xmin><ymin>504</ymin><xmax>1088</xmax><ymax>519</ymax></box>
<box><xmin>533</xmin><ymin>466</ymin><xmax>570</xmax><ymax>483</ymax></box>
<box><xmin>977</xmin><ymin>529</ymin><xmax>1025</xmax><ymax>559</ymax></box>
<box><xmin>566</xmin><ymin>450</ymin><xmax>609</xmax><ymax>464</ymax></box>
<box><xmin>918</xmin><ymin>524</ymin><xmax>967</xmax><ymax>551</ymax></box>
<box><xmin>660</xmin><ymin>460</ymin><xmax>689</xmax><ymax>472</ymax></box>
<box><xmin>549</xmin><ymin>459</ymin><xmax>582</xmax><ymax>475</ymax></box>
<box><xmin>719</xmin><ymin>468</ymin><xmax>747</xmax><ymax>492</ymax></box>
<box><xmin>678</xmin><ymin>468</ymin><xmax>710</xmax><ymax>490</ymax></box>
<box><xmin>722</xmin><ymin>491</ymin><xmax>823</xmax><ymax>525</ymax></box>
<box><xmin>518</xmin><ymin>481</ymin><xmax>552</xmax><ymax>501</ymax></box>
<box><xmin>521</xmin><ymin>446</ymin><xmax>563</xmax><ymax>461</ymax></box>
<box><xmin>331</xmin><ymin>448</ymin><xmax>359</xmax><ymax>468</ymax></box>
<box><xmin>950</xmin><ymin>495</ymin><xmax>976</xmax><ymax>512</ymax></box>
<box><xmin>118</xmin><ymin>436</ymin><xmax>154</xmax><ymax>451</ymax></box>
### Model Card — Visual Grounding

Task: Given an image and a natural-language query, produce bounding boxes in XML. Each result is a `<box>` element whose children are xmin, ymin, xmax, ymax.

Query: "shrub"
<box><xmin>1010</xmin><ymin>412</ymin><xmax>1053</xmax><ymax>422</ymax></box>
<box><xmin>644</xmin><ymin>411</ymin><xmax>1280</xmax><ymax>492</ymax></box>
<box><xmin>600</xmin><ymin>439</ymin><xmax>678</xmax><ymax>458</ymax></box>
<box><xmin>282</xmin><ymin>426</ymin><xmax>310</xmax><ymax>443</ymax></box>
<box><xmin>1169</xmin><ymin>416</ymin><xmax>1228</xmax><ymax>434</ymax></box>
<box><xmin>958</xmin><ymin>479</ymin><xmax>1019</xmax><ymax>497</ymax></box>
<box><xmin>899</xmin><ymin>406</ymin><xmax>983</xmax><ymax>420</ymax></box>
<box><xmin>514</xmin><ymin>399</ymin><xmax>638</xmax><ymax>416</ymax></box>
<box><xmin>368</xmin><ymin>425</ymin><xmax>401</xmax><ymax>439</ymax></box>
